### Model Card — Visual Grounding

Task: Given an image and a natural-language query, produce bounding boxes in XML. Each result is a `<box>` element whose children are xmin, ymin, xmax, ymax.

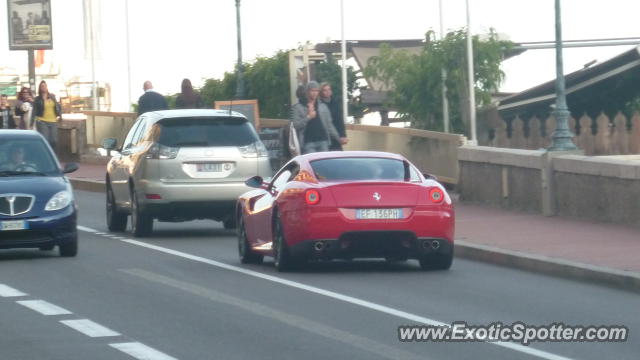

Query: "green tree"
<box><xmin>199</xmin><ymin>49</ymin><xmax>362</xmax><ymax>119</ymax></box>
<box><xmin>200</xmin><ymin>73</ymin><xmax>237</xmax><ymax>108</ymax></box>
<box><xmin>244</xmin><ymin>51</ymin><xmax>290</xmax><ymax>118</ymax></box>
<box><xmin>365</xmin><ymin>28</ymin><xmax>513</xmax><ymax>134</ymax></box>
<box><xmin>315</xmin><ymin>60</ymin><xmax>364</xmax><ymax>117</ymax></box>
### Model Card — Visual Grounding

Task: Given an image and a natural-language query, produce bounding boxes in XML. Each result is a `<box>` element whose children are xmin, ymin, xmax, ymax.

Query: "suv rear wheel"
<box><xmin>107</xmin><ymin>182</ymin><xmax>128</xmax><ymax>232</ymax></box>
<box><xmin>131</xmin><ymin>187</ymin><xmax>153</xmax><ymax>237</ymax></box>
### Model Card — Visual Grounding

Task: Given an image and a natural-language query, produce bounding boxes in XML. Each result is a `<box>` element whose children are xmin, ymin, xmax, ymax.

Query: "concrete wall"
<box><xmin>84</xmin><ymin>111</ymin><xmax>137</xmax><ymax>148</ymax></box>
<box><xmin>553</xmin><ymin>155</ymin><xmax>640</xmax><ymax>224</ymax></box>
<box><xmin>458</xmin><ymin>146</ymin><xmax>640</xmax><ymax>225</ymax></box>
<box><xmin>85</xmin><ymin>114</ymin><xmax>466</xmax><ymax>185</ymax></box>
<box><xmin>458</xmin><ymin>146</ymin><xmax>545</xmax><ymax>213</ymax></box>
<box><xmin>344</xmin><ymin>124</ymin><xmax>465</xmax><ymax>184</ymax></box>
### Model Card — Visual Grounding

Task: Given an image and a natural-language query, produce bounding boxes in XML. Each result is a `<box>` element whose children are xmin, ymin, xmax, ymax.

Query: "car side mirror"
<box><xmin>245</xmin><ymin>175</ymin><xmax>265</xmax><ymax>189</ymax></box>
<box><xmin>63</xmin><ymin>162</ymin><xmax>79</xmax><ymax>174</ymax></box>
<box><xmin>102</xmin><ymin>138</ymin><xmax>118</xmax><ymax>150</ymax></box>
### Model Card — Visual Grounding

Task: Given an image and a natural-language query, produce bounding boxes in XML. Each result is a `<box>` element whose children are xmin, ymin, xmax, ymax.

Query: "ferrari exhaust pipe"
<box><xmin>314</xmin><ymin>241</ymin><xmax>325</xmax><ymax>251</ymax></box>
<box><xmin>422</xmin><ymin>240</ymin><xmax>441</xmax><ymax>250</ymax></box>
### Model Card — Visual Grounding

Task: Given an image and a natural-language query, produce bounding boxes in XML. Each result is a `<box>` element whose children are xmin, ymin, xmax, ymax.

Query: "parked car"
<box><xmin>0</xmin><ymin>130</ymin><xmax>79</xmax><ymax>256</ymax></box>
<box><xmin>104</xmin><ymin>109</ymin><xmax>272</xmax><ymax>237</ymax></box>
<box><xmin>236</xmin><ymin>151</ymin><xmax>454</xmax><ymax>271</ymax></box>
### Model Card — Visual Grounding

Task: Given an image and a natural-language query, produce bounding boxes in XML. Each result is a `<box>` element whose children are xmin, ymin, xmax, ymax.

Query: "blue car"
<box><xmin>0</xmin><ymin>130</ymin><xmax>78</xmax><ymax>257</ymax></box>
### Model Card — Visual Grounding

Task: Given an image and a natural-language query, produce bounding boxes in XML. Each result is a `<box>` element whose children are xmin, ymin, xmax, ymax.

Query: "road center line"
<box><xmin>109</xmin><ymin>342</ymin><xmax>177</xmax><ymax>360</ymax></box>
<box><xmin>17</xmin><ymin>300</ymin><xmax>72</xmax><ymax>316</ymax></box>
<box><xmin>78</xmin><ymin>226</ymin><xmax>574</xmax><ymax>360</ymax></box>
<box><xmin>60</xmin><ymin>319</ymin><xmax>121</xmax><ymax>337</ymax></box>
<box><xmin>0</xmin><ymin>284</ymin><xmax>28</xmax><ymax>297</ymax></box>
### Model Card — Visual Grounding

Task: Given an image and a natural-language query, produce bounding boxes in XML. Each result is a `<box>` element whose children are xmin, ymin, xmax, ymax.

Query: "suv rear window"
<box><xmin>157</xmin><ymin>117</ymin><xmax>259</xmax><ymax>147</ymax></box>
<box><xmin>311</xmin><ymin>157</ymin><xmax>407</xmax><ymax>181</ymax></box>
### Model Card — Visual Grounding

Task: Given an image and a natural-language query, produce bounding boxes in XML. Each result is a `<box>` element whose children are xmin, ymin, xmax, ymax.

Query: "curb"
<box><xmin>455</xmin><ymin>241</ymin><xmax>640</xmax><ymax>293</ymax></box>
<box><xmin>68</xmin><ymin>178</ymin><xmax>640</xmax><ymax>293</ymax></box>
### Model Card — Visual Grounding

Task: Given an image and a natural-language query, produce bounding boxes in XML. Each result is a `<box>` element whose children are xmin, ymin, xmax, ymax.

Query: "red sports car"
<box><xmin>235</xmin><ymin>151</ymin><xmax>454</xmax><ymax>271</ymax></box>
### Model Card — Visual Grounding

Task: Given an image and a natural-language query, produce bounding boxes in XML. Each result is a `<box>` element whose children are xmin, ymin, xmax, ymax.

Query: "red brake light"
<box><xmin>429</xmin><ymin>188</ymin><xmax>444</xmax><ymax>203</ymax></box>
<box><xmin>305</xmin><ymin>189</ymin><xmax>320</xmax><ymax>205</ymax></box>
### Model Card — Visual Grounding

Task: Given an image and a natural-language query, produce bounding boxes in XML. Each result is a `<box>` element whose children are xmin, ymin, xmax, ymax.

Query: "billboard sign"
<box><xmin>7</xmin><ymin>0</ymin><xmax>53</xmax><ymax>50</ymax></box>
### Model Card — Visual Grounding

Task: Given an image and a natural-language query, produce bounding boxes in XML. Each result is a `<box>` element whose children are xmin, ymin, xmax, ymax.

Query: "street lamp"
<box><xmin>465</xmin><ymin>0</ymin><xmax>476</xmax><ymax>143</ymax></box>
<box><xmin>548</xmin><ymin>0</ymin><xmax>578</xmax><ymax>151</ymax></box>
<box><xmin>235</xmin><ymin>0</ymin><xmax>246</xmax><ymax>99</ymax></box>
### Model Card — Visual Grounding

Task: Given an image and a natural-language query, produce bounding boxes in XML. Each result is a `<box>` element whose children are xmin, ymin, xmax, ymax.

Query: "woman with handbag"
<box><xmin>34</xmin><ymin>81</ymin><xmax>61</xmax><ymax>150</ymax></box>
<box><xmin>14</xmin><ymin>87</ymin><xmax>35</xmax><ymax>129</ymax></box>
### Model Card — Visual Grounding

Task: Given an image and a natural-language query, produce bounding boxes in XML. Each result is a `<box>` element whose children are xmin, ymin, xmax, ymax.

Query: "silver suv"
<box><xmin>103</xmin><ymin>109</ymin><xmax>272</xmax><ymax>237</ymax></box>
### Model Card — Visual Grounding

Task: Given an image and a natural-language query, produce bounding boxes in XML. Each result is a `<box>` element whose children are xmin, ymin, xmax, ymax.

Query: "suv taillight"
<box><xmin>238</xmin><ymin>141</ymin><xmax>269</xmax><ymax>158</ymax></box>
<box><xmin>145</xmin><ymin>143</ymin><xmax>179</xmax><ymax>160</ymax></box>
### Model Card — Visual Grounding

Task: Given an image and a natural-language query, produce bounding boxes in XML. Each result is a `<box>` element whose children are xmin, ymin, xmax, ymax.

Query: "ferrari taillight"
<box><xmin>305</xmin><ymin>189</ymin><xmax>320</xmax><ymax>205</ymax></box>
<box><xmin>429</xmin><ymin>188</ymin><xmax>444</xmax><ymax>203</ymax></box>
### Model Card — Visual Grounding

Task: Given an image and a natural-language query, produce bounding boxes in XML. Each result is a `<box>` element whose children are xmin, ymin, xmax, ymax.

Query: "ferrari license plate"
<box><xmin>197</xmin><ymin>163</ymin><xmax>222</xmax><ymax>172</ymax></box>
<box><xmin>1</xmin><ymin>220</ymin><xmax>28</xmax><ymax>231</ymax></box>
<box><xmin>356</xmin><ymin>208</ymin><xmax>403</xmax><ymax>220</ymax></box>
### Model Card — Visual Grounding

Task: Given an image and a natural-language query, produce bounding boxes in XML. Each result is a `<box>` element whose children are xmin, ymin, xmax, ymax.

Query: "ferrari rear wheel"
<box><xmin>419</xmin><ymin>250</ymin><xmax>453</xmax><ymax>271</ymax></box>
<box><xmin>238</xmin><ymin>214</ymin><xmax>263</xmax><ymax>264</ymax></box>
<box><xmin>273</xmin><ymin>212</ymin><xmax>298</xmax><ymax>272</ymax></box>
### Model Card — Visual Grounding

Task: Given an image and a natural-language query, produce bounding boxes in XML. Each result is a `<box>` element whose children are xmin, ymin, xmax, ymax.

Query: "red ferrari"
<box><xmin>235</xmin><ymin>151</ymin><xmax>454</xmax><ymax>271</ymax></box>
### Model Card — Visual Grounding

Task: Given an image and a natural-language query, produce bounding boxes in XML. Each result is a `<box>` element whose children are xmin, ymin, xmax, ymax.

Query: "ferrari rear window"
<box><xmin>310</xmin><ymin>157</ymin><xmax>406</xmax><ymax>181</ymax></box>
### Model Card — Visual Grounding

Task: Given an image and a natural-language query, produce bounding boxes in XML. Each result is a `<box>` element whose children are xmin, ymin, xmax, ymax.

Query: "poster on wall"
<box><xmin>7</xmin><ymin>0</ymin><xmax>53</xmax><ymax>50</ymax></box>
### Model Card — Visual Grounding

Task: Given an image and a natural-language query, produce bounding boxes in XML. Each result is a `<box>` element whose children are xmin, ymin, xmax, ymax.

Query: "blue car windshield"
<box><xmin>0</xmin><ymin>138</ymin><xmax>59</xmax><ymax>175</ymax></box>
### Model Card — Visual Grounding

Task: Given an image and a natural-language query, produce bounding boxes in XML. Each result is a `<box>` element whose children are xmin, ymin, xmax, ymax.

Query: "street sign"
<box><xmin>7</xmin><ymin>0</ymin><xmax>53</xmax><ymax>50</ymax></box>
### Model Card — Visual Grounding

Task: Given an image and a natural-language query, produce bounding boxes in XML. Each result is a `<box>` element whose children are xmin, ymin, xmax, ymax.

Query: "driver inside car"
<box><xmin>1</xmin><ymin>144</ymin><xmax>37</xmax><ymax>172</ymax></box>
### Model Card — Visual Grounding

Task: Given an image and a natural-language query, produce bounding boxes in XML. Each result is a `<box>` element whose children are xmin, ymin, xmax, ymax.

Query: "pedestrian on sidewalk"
<box><xmin>14</xmin><ymin>87</ymin><xmax>34</xmax><ymax>129</ymax></box>
<box><xmin>137</xmin><ymin>81</ymin><xmax>168</xmax><ymax>115</ymax></box>
<box><xmin>175</xmin><ymin>78</ymin><xmax>204</xmax><ymax>109</ymax></box>
<box><xmin>0</xmin><ymin>95</ymin><xmax>15</xmax><ymax>129</ymax></box>
<box><xmin>319</xmin><ymin>82</ymin><xmax>348</xmax><ymax>150</ymax></box>
<box><xmin>291</xmin><ymin>81</ymin><xmax>340</xmax><ymax>154</ymax></box>
<box><xmin>34</xmin><ymin>81</ymin><xmax>61</xmax><ymax>150</ymax></box>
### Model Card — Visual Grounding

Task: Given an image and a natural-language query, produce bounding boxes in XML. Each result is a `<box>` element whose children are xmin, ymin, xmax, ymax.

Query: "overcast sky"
<box><xmin>1</xmin><ymin>0</ymin><xmax>638</xmax><ymax>111</ymax></box>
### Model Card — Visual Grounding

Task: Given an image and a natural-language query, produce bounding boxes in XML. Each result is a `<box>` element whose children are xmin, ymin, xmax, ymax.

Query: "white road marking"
<box><xmin>0</xmin><ymin>284</ymin><xmax>27</xmax><ymax>297</ymax></box>
<box><xmin>17</xmin><ymin>300</ymin><xmax>72</xmax><ymax>316</ymax></box>
<box><xmin>77</xmin><ymin>225</ymin><xmax>98</xmax><ymax>233</ymax></box>
<box><xmin>109</xmin><ymin>342</ymin><xmax>177</xmax><ymax>360</ymax></box>
<box><xmin>123</xmin><ymin>268</ymin><xmax>422</xmax><ymax>360</ymax></box>
<box><xmin>60</xmin><ymin>319</ymin><xmax>121</xmax><ymax>337</ymax></box>
<box><xmin>77</xmin><ymin>226</ymin><xmax>573</xmax><ymax>360</ymax></box>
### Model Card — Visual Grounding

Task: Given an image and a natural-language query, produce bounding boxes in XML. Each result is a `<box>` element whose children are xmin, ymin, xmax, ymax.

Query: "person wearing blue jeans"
<box><xmin>33</xmin><ymin>81</ymin><xmax>61</xmax><ymax>150</ymax></box>
<box><xmin>291</xmin><ymin>81</ymin><xmax>340</xmax><ymax>155</ymax></box>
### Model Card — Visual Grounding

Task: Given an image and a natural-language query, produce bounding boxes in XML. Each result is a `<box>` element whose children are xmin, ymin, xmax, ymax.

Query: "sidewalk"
<box><xmin>66</xmin><ymin>162</ymin><xmax>640</xmax><ymax>291</ymax></box>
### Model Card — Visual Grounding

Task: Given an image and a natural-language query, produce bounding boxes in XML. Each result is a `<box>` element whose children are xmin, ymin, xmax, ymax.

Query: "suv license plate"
<box><xmin>197</xmin><ymin>163</ymin><xmax>222</xmax><ymax>172</ymax></box>
<box><xmin>1</xmin><ymin>220</ymin><xmax>28</xmax><ymax>231</ymax></box>
<box><xmin>356</xmin><ymin>209</ymin><xmax>403</xmax><ymax>220</ymax></box>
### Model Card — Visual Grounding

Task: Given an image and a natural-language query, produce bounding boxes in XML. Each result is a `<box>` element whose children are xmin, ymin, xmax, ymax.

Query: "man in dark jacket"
<box><xmin>137</xmin><ymin>81</ymin><xmax>168</xmax><ymax>115</ymax></box>
<box><xmin>320</xmin><ymin>82</ymin><xmax>348</xmax><ymax>150</ymax></box>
